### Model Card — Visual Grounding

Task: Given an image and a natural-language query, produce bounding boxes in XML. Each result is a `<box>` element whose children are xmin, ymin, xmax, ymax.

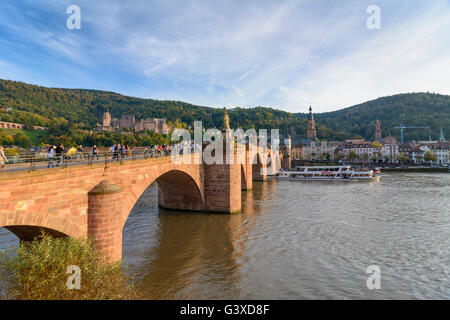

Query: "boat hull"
<box><xmin>277</xmin><ymin>175</ymin><xmax>381</xmax><ymax>182</ymax></box>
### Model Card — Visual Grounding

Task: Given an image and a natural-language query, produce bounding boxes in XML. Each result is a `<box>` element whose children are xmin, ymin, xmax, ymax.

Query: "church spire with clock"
<box><xmin>306</xmin><ymin>104</ymin><xmax>317</xmax><ymax>141</ymax></box>
<box><xmin>374</xmin><ymin>119</ymin><xmax>382</xmax><ymax>142</ymax></box>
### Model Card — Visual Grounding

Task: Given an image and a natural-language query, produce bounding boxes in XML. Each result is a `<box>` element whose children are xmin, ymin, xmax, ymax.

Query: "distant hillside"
<box><xmin>1</xmin><ymin>79</ymin><xmax>449</xmax><ymax>142</ymax></box>
<box><xmin>310</xmin><ymin>93</ymin><xmax>450</xmax><ymax>142</ymax></box>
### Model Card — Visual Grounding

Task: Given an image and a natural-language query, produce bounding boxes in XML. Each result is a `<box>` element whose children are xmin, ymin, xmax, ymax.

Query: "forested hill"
<box><xmin>310</xmin><ymin>93</ymin><xmax>450</xmax><ymax>142</ymax></box>
<box><xmin>1</xmin><ymin>79</ymin><xmax>449</xmax><ymax>142</ymax></box>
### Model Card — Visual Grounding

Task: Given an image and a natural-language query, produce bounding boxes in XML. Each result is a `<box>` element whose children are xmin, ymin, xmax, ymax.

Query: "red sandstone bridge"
<box><xmin>0</xmin><ymin>149</ymin><xmax>285</xmax><ymax>263</ymax></box>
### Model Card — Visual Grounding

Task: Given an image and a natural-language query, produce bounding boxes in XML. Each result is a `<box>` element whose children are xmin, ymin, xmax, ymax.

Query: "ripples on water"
<box><xmin>1</xmin><ymin>173</ymin><xmax>449</xmax><ymax>299</ymax></box>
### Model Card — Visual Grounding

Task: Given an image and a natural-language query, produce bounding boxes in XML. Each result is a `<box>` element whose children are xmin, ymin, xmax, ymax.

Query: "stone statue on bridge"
<box><xmin>223</xmin><ymin>108</ymin><xmax>230</xmax><ymax>130</ymax></box>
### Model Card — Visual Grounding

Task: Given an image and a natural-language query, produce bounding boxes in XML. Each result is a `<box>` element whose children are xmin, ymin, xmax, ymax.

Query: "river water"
<box><xmin>1</xmin><ymin>172</ymin><xmax>449</xmax><ymax>299</ymax></box>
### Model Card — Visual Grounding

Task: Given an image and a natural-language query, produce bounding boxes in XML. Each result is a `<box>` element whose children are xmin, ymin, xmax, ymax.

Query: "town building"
<box><xmin>381</xmin><ymin>136</ymin><xmax>399</xmax><ymax>160</ymax></box>
<box><xmin>400</xmin><ymin>141</ymin><xmax>449</xmax><ymax>165</ymax></box>
<box><xmin>302</xmin><ymin>141</ymin><xmax>336</xmax><ymax>161</ymax></box>
<box><xmin>428</xmin><ymin>142</ymin><xmax>450</xmax><ymax>165</ymax></box>
<box><xmin>411</xmin><ymin>145</ymin><xmax>426</xmax><ymax>164</ymax></box>
<box><xmin>399</xmin><ymin>144</ymin><xmax>414</xmax><ymax>162</ymax></box>
<box><xmin>343</xmin><ymin>141</ymin><xmax>382</xmax><ymax>161</ymax></box>
<box><xmin>291</xmin><ymin>145</ymin><xmax>302</xmax><ymax>161</ymax></box>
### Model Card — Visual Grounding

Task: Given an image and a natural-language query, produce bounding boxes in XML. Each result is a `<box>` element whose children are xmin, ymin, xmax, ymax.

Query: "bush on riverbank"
<box><xmin>0</xmin><ymin>233</ymin><xmax>140</xmax><ymax>300</ymax></box>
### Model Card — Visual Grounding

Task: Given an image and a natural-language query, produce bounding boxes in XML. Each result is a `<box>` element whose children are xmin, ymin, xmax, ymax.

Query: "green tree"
<box><xmin>424</xmin><ymin>151</ymin><xmax>436</xmax><ymax>163</ymax></box>
<box><xmin>371</xmin><ymin>155</ymin><xmax>378</xmax><ymax>163</ymax></box>
<box><xmin>335</xmin><ymin>151</ymin><xmax>345</xmax><ymax>160</ymax></box>
<box><xmin>400</xmin><ymin>153</ymin><xmax>408</xmax><ymax>163</ymax></box>
<box><xmin>347</xmin><ymin>150</ymin><xmax>359</xmax><ymax>163</ymax></box>
<box><xmin>372</xmin><ymin>142</ymin><xmax>382</xmax><ymax>148</ymax></box>
<box><xmin>13</xmin><ymin>134</ymin><xmax>30</xmax><ymax>148</ymax></box>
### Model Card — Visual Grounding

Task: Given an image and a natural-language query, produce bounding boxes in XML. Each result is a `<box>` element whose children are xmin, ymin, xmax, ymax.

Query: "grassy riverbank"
<box><xmin>0</xmin><ymin>128</ymin><xmax>48</xmax><ymax>146</ymax></box>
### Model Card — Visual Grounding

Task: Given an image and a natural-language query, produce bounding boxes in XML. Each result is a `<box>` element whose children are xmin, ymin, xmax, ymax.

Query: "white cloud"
<box><xmin>281</xmin><ymin>0</ymin><xmax>450</xmax><ymax>112</ymax></box>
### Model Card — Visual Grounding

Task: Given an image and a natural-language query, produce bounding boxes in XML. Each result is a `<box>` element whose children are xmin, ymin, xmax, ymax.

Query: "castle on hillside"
<box><xmin>97</xmin><ymin>112</ymin><xmax>169</xmax><ymax>134</ymax></box>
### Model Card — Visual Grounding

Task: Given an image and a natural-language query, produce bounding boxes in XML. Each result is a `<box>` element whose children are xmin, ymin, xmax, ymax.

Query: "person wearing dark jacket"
<box><xmin>91</xmin><ymin>145</ymin><xmax>98</xmax><ymax>161</ymax></box>
<box><xmin>113</xmin><ymin>144</ymin><xmax>120</xmax><ymax>161</ymax></box>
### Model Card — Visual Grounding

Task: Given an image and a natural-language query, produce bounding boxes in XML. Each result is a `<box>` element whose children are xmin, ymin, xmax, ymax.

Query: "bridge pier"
<box><xmin>282</xmin><ymin>155</ymin><xmax>292</xmax><ymax>170</ymax></box>
<box><xmin>203</xmin><ymin>161</ymin><xmax>242</xmax><ymax>213</ymax></box>
<box><xmin>88</xmin><ymin>180</ymin><xmax>123</xmax><ymax>263</ymax></box>
<box><xmin>252</xmin><ymin>163</ymin><xmax>267</xmax><ymax>181</ymax></box>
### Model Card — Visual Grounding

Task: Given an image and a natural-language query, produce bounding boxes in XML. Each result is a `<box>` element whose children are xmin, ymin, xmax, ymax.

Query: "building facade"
<box><xmin>302</xmin><ymin>141</ymin><xmax>336</xmax><ymax>161</ymax></box>
<box><xmin>343</xmin><ymin>141</ymin><xmax>382</xmax><ymax>161</ymax></box>
<box><xmin>428</xmin><ymin>142</ymin><xmax>450</xmax><ymax>165</ymax></box>
<box><xmin>291</xmin><ymin>145</ymin><xmax>303</xmax><ymax>160</ymax></box>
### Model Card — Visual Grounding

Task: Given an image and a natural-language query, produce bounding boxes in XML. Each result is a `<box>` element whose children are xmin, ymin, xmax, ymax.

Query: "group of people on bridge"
<box><xmin>0</xmin><ymin>142</ymin><xmax>180</xmax><ymax>172</ymax></box>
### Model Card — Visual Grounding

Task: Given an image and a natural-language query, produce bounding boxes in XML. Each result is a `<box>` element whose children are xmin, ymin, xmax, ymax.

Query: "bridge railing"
<box><xmin>3</xmin><ymin>147</ymin><xmax>172</xmax><ymax>173</ymax></box>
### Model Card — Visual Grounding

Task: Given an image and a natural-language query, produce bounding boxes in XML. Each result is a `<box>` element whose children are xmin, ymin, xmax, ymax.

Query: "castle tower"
<box><xmin>306</xmin><ymin>104</ymin><xmax>317</xmax><ymax>141</ymax></box>
<box><xmin>374</xmin><ymin>120</ymin><xmax>382</xmax><ymax>142</ymax></box>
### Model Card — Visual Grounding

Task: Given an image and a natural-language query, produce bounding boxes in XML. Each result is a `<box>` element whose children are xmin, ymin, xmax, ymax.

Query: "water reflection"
<box><xmin>122</xmin><ymin>181</ymin><xmax>277</xmax><ymax>299</ymax></box>
<box><xmin>1</xmin><ymin>173</ymin><xmax>449</xmax><ymax>299</ymax></box>
<box><xmin>122</xmin><ymin>174</ymin><xmax>450</xmax><ymax>299</ymax></box>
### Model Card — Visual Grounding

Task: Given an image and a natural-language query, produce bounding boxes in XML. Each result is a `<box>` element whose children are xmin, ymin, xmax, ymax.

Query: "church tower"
<box><xmin>439</xmin><ymin>127</ymin><xmax>446</xmax><ymax>142</ymax></box>
<box><xmin>306</xmin><ymin>104</ymin><xmax>317</xmax><ymax>141</ymax></box>
<box><xmin>374</xmin><ymin>120</ymin><xmax>382</xmax><ymax>142</ymax></box>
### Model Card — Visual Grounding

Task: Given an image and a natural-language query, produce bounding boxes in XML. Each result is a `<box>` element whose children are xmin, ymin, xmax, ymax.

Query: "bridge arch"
<box><xmin>0</xmin><ymin>209</ymin><xmax>84</xmax><ymax>242</ymax></box>
<box><xmin>110</xmin><ymin>169</ymin><xmax>204</xmax><ymax>263</ymax></box>
<box><xmin>3</xmin><ymin>225</ymin><xmax>69</xmax><ymax>242</ymax></box>
<box><xmin>156</xmin><ymin>170</ymin><xmax>204</xmax><ymax>212</ymax></box>
<box><xmin>119</xmin><ymin>167</ymin><xmax>205</xmax><ymax>226</ymax></box>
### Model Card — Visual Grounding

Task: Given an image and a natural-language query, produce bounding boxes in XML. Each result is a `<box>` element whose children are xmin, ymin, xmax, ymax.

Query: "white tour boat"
<box><xmin>276</xmin><ymin>166</ymin><xmax>381</xmax><ymax>181</ymax></box>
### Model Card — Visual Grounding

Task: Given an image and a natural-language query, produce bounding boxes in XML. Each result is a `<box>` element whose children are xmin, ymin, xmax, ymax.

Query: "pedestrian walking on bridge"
<box><xmin>91</xmin><ymin>145</ymin><xmax>99</xmax><ymax>161</ymax></box>
<box><xmin>47</xmin><ymin>146</ymin><xmax>55</xmax><ymax>168</ymax></box>
<box><xmin>55</xmin><ymin>144</ymin><xmax>64</xmax><ymax>167</ymax></box>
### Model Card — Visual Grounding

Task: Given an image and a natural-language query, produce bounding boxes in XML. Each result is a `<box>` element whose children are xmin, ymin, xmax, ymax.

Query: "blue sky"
<box><xmin>0</xmin><ymin>0</ymin><xmax>449</xmax><ymax>113</ymax></box>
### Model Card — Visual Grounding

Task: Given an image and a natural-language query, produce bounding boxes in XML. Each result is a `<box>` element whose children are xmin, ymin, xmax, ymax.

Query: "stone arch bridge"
<box><xmin>0</xmin><ymin>150</ymin><xmax>282</xmax><ymax>262</ymax></box>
